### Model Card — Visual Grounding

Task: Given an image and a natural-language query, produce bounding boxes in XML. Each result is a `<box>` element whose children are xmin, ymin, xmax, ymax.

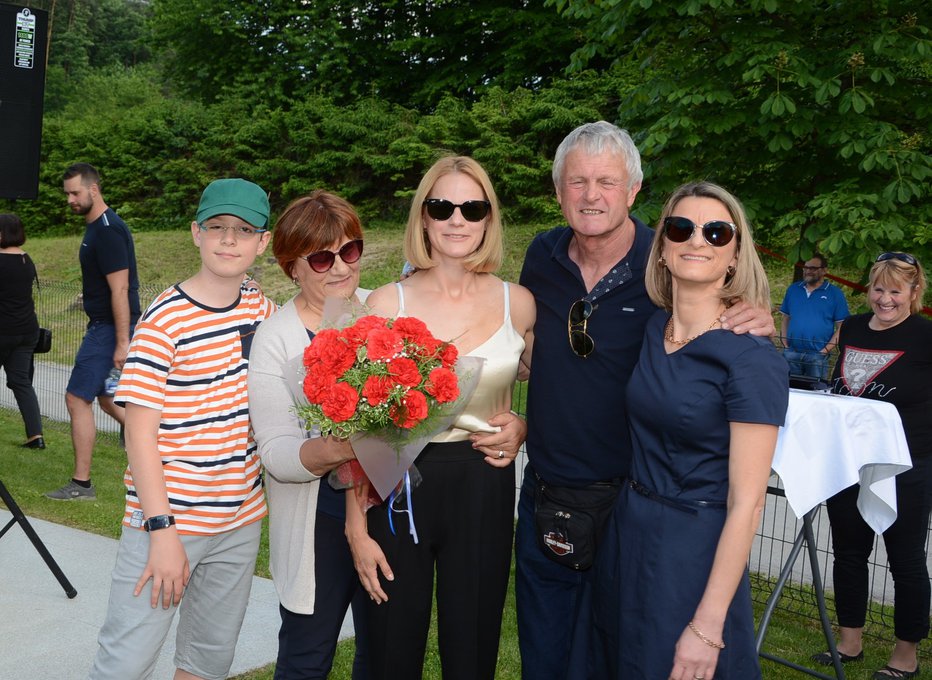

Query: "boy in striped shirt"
<box><xmin>89</xmin><ymin>179</ymin><xmax>277</xmax><ymax>680</ymax></box>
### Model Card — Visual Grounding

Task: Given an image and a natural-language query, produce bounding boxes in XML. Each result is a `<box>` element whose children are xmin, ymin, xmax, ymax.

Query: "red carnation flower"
<box><xmin>387</xmin><ymin>356</ymin><xmax>422</xmax><ymax>387</ymax></box>
<box><xmin>425</xmin><ymin>367</ymin><xmax>459</xmax><ymax>403</ymax></box>
<box><xmin>419</xmin><ymin>334</ymin><xmax>442</xmax><ymax>358</ymax></box>
<box><xmin>390</xmin><ymin>390</ymin><xmax>429</xmax><ymax>428</ymax></box>
<box><xmin>362</xmin><ymin>375</ymin><xmax>393</xmax><ymax>406</ymax></box>
<box><xmin>321</xmin><ymin>381</ymin><xmax>360</xmax><ymax>423</ymax></box>
<box><xmin>310</xmin><ymin>328</ymin><xmax>356</xmax><ymax>374</ymax></box>
<box><xmin>439</xmin><ymin>342</ymin><xmax>458</xmax><ymax>369</ymax></box>
<box><xmin>393</xmin><ymin>317</ymin><xmax>430</xmax><ymax>344</ymax></box>
<box><xmin>343</xmin><ymin>315</ymin><xmax>388</xmax><ymax>349</ymax></box>
<box><xmin>303</xmin><ymin>370</ymin><xmax>336</xmax><ymax>404</ymax></box>
<box><xmin>366</xmin><ymin>326</ymin><xmax>404</xmax><ymax>362</ymax></box>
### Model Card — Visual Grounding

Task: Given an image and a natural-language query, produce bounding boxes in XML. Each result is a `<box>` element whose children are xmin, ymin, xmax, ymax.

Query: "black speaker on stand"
<box><xmin>0</xmin><ymin>4</ymin><xmax>48</xmax><ymax>200</ymax></box>
<box><xmin>0</xmin><ymin>480</ymin><xmax>77</xmax><ymax>598</ymax></box>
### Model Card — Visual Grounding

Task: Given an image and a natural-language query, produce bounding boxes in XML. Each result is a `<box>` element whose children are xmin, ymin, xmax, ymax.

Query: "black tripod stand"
<box><xmin>0</xmin><ymin>479</ymin><xmax>77</xmax><ymax>598</ymax></box>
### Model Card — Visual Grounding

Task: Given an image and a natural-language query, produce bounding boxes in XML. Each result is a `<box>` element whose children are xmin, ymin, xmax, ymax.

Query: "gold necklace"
<box><xmin>664</xmin><ymin>313</ymin><xmax>722</xmax><ymax>346</ymax></box>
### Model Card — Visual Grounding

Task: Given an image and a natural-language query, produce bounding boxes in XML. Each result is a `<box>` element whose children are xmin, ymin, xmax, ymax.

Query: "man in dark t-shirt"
<box><xmin>46</xmin><ymin>163</ymin><xmax>140</xmax><ymax>501</ymax></box>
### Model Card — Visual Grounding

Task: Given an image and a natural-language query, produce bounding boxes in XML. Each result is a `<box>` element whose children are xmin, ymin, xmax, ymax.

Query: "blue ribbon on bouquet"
<box><xmin>387</xmin><ymin>470</ymin><xmax>419</xmax><ymax>544</ymax></box>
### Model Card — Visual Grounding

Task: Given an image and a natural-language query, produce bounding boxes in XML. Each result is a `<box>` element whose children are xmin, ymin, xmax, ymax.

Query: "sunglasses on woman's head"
<box><xmin>303</xmin><ymin>239</ymin><xmax>364</xmax><ymax>273</ymax></box>
<box><xmin>876</xmin><ymin>252</ymin><xmax>918</xmax><ymax>266</ymax></box>
<box><xmin>662</xmin><ymin>216</ymin><xmax>736</xmax><ymax>248</ymax></box>
<box><xmin>423</xmin><ymin>198</ymin><xmax>491</xmax><ymax>222</ymax></box>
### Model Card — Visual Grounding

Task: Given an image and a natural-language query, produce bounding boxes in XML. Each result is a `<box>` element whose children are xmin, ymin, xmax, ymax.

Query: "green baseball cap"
<box><xmin>196</xmin><ymin>178</ymin><xmax>270</xmax><ymax>228</ymax></box>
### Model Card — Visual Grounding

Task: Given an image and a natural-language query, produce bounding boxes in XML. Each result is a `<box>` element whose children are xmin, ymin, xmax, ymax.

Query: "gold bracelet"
<box><xmin>688</xmin><ymin>621</ymin><xmax>725</xmax><ymax>650</ymax></box>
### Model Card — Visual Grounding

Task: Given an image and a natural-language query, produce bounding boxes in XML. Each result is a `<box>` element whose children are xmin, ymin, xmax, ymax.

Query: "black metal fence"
<box><xmin>1</xmin><ymin>280</ymin><xmax>926</xmax><ymax>655</ymax></box>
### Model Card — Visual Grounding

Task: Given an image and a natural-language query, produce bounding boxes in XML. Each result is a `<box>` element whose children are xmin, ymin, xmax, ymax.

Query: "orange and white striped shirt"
<box><xmin>115</xmin><ymin>285</ymin><xmax>276</xmax><ymax>535</ymax></box>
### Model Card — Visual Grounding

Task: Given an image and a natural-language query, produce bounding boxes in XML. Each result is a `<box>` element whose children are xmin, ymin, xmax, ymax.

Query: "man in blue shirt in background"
<box><xmin>780</xmin><ymin>254</ymin><xmax>849</xmax><ymax>380</ymax></box>
<box><xmin>46</xmin><ymin>163</ymin><xmax>140</xmax><ymax>501</ymax></box>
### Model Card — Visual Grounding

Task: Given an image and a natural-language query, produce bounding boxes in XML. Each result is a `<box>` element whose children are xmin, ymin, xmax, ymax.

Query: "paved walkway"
<box><xmin>0</xmin><ymin>507</ymin><xmax>356</xmax><ymax>679</ymax></box>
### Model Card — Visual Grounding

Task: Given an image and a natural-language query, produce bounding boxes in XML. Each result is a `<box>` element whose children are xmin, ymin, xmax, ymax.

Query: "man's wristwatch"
<box><xmin>144</xmin><ymin>514</ymin><xmax>176</xmax><ymax>532</ymax></box>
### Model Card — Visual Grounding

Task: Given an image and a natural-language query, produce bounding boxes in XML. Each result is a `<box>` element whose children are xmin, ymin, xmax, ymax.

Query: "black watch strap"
<box><xmin>144</xmin><ymin>514</ymin><xmax>176</xmax><ymax>532</ymax></box>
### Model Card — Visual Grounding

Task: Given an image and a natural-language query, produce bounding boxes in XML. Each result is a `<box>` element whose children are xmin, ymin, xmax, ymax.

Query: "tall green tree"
<box><xmin>550</xmin><ymin>0</ymin><xmax>931</xmax><ymax>267</ymax></box>
<box><xmin>147</xmin><ymin>0</ymin><xmax>601</xmax><ymax>109</ymax></box>
<box><xmin>39</xmin><ymin>0</ymin><xmax>152</xmax><ymax>111</ymax></box>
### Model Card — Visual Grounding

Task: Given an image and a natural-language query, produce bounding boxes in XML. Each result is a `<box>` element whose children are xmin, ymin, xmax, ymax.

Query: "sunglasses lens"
<box><xmin>340</xmin><ymin>239</ymin><xmax>364</xmax><ymax>264</ymax></box>
<box><xmin>425</xmin><ymin>199</ymin><xmax>454</xmax><ymax>221</ymax></box>
<box><xmin>306</xmin><ymin>251</ymin><xmax>336</xmax><ymax>273</ymax></box>
<box><xmin>703</xmin><ymin>221</ymin><xmax>736</xmax><ymax>247</ymax></box>
<box><xmin>569</xmin><ymin>299</ymin><xmax>592</xmax><ymax>326</ymax></box>
<box><xmin>570</xmin><ymin>331</ymin><xmax>594</xmax><ymax>357</ymax></box>
<box><xmin>663</xmin><ymin>217</ymin><xmax>694</xmax><ymax>243</ymax></box>
<box><xmin>460</xmin><ymin>201</ymin><xmax>490</xmax><ymax>222</ymax></box>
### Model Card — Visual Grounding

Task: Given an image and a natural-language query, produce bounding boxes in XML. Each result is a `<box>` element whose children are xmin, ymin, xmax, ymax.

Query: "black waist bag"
<box><xmin>534</xmin><ymin>475</ymin><xmax>621</xmax><ymax>571</ymax></box>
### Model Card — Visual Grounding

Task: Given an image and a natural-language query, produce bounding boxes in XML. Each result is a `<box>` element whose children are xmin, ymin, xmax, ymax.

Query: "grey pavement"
<box><xmin>0</xmin><ymin>507</ymin><xmax>357</xmax><ymax>679</ymax></box>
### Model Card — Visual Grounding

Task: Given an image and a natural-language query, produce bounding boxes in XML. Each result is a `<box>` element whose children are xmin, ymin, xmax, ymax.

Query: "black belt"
<box><xmin>628</xmin><ymin>479</ymin><xmax>725</xmax><ymax>515</ymax></box>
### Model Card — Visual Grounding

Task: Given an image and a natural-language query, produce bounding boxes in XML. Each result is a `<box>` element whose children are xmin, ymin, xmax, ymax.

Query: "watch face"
<box><xmin>145</xmin><ymin>515</ymin><xmax>175</xmax><ymax>531</ymax></box>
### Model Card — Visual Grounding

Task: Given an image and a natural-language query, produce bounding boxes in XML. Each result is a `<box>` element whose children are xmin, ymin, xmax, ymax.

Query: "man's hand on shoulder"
<box><xmin>720</xmin><ymin>300</ymin><xmax>776</xmax><ymax>337</ymax></box>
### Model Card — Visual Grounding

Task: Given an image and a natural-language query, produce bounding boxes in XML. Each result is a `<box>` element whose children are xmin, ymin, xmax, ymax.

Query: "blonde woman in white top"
<box><xmin>347</xmin><ymin>156</ymin><xmax>535</xmax><ymax>680</ymax></box>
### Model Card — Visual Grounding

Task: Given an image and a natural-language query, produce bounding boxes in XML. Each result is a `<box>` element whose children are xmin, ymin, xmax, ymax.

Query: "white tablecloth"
<box><xmin>772</xmin><ymin>389</ymin><xmax>912</xmax><ymax>534</ymax></box>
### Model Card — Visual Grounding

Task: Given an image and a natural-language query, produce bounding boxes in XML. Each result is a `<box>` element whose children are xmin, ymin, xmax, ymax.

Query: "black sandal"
<box><xmin>872</xmin><ymin>664</ymin><xmax>920</xmax><ymax>679</ymax></box>
<box><xmin>811</xmin><ymin>650</ymin><xmax>864</xmax><ymax>665</ymax></box>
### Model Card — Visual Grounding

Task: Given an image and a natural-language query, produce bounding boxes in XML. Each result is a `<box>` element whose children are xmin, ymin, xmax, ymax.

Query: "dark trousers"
<box><xmin>274</xmin><ymin>511</ymin><xmax>369</xmax><ymax>680</ymax></box>
<box><xmin>365</xmin><ymin>440</ymin><xmax>515</xmax><ymax>680</ymax></box>
<box><xmin>515</xmin><ymin>467</ymin><xmax>595</xmax><ymax>680</ymax></box>
<box><xmin>826</xmin><ymin>455</ymin><xmax>932</xmax><ymax>642</ymax></box>
<box><xmin>0</xmin><ymin>331</ymin><xmax>42</xmax><ymax>438</ymax></box>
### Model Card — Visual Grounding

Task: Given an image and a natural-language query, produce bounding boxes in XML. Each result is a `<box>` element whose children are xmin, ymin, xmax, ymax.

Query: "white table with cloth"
<box><xmin>756</xmin><ymin>388</ymin><xmax>912</xmax><ymax>679</ymax></box>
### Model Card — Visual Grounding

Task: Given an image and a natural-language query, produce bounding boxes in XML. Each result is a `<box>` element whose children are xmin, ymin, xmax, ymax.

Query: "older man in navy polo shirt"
<box><xmin>514</xmin><ymin>121</ymin><xmax>775</xmax><ymax>679</ymax></box>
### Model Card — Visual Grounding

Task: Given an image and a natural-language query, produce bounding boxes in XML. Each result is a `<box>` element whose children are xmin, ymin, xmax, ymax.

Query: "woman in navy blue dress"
<box><xmin>592</xmin><ymin>182</ymin><xmax>788</xmax><ymax>680</ymax></box>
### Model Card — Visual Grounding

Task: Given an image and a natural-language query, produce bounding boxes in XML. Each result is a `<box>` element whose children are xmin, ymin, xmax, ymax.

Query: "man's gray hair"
<box><xmin>552</xmin><ymin>121</ymin><xmax>643</xmax><ymax>190</ymax></box>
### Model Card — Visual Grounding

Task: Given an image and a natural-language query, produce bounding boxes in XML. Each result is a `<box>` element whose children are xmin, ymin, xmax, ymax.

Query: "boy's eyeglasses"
<box><xmin>568</xmin><ymin>299</ymin><xmax>594</xmax><ymax>358</ymax></box>
<box><xmin>304</xmin><ymin>239</ymin><xmax>364</xmax><ymax>273</ymax></box>
<box><xmin>423</xmin><ymin>198</ymin><xmax>491</xmax><ymax>222</ymax></box>
<box><xmin>662</xmin><ymin>216</ymin><xmax>736</xmax><ymax>248</ymax></box>
<box><xmin>199</xmin><ymin>223</ymin><xmax>267</xmax><ymax>239</ymax></box>
<box><xmin>876</xmin><ymin>252</ymin><xmax>918</xmax><ymax>266</ymax></box>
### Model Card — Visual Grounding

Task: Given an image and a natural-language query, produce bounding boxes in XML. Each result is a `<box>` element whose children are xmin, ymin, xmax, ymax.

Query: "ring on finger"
<box><xmin>498</xmin><ymin>450</ymin><xmax>505</xmax><ymax>459</ymax></box>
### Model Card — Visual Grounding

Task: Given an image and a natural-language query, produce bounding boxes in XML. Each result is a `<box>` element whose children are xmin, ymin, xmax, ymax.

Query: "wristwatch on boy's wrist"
<box><xmin>144</xmin><ymin>515</ymin><xmax>176</xmax><ymax>532</ymax></box>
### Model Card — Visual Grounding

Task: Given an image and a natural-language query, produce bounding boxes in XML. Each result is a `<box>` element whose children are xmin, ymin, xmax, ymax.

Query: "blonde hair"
<box><xmin>869</xmin><ymin>255</ymin><xmax>927</xmax><ymax>315</ymax></box>
<box><xmin>403</xmin><ymin>156</ymin><xmax>503</xmax><ymax>273</ymax></box>
<box><xmin>645</xmin><ymin>182</ymin><xmax>770</xmax><ymax>311</ymax></box>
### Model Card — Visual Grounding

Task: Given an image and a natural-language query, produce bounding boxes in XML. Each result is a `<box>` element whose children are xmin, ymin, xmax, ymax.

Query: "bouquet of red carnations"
<box><xmin>296</xmin><ymin>299</ymin><xmax>481</xmax><ymax>513</ymax></box>
<box><xmin>300</xmin><ymin>314</ymin><xmax>460</xmax><ymax>439</ymax></box>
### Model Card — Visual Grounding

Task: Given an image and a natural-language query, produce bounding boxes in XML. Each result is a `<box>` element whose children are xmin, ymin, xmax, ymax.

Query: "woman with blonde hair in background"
<box><xmin>814</xmin><ymin>252</ymin><xmax>931</xmax><ymax>680</ymax></box>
